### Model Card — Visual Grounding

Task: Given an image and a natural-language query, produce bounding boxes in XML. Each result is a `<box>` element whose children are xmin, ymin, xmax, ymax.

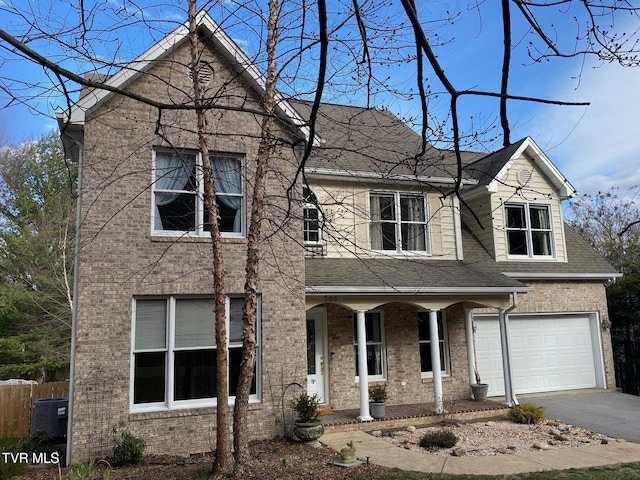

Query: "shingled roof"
<box><xmin>290</xmin><ymin>100</ymin><xmax>481</xmax><ymax>181</ymax></box>
<box><xmin>305</xmin><ymin>224</ymin><xmax>619</xmax><ymax>291</ymax></box>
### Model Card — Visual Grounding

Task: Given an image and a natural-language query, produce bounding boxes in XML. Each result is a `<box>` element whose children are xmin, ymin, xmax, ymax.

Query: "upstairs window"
<box><xmin>303</xmin><ymin>186</ymin><xmax>323</xmax><ymax>250</ymax></box>
<box><xmin>505</xmin><ymin>203</ymin><xmax>553</xmax><ymax>257</ymax></box>
<box><xmin>370</xmin><ymin>192</ymin><xmax>428</xmax><ymax>252</ymax></box>
<box><xmin>153</xmin><ymin>151</ymin><xmax>244</xmax><ymax>236</ymax></box>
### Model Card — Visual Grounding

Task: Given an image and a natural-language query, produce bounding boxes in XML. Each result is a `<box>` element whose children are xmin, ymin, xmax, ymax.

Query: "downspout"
<box><xmin>452</xmin><ymin>196</ymin><xmax>463</xmax><ymax>260</ymax></box>
<box><xmin>499</xmin><ymin>292</ymin><xmax>519</xmax><ymax>407</ymax></box>
<box><xmin>65</xmin><ymin>140</ymin><xmax>82</xmax><ymax>466</ymax></box>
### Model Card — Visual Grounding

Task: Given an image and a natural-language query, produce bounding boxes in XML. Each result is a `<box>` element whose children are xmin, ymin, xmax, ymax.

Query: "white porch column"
<box><xmin>429</xmin><ymin>309</ymin><xmax>444</xmax><ymax>414</ymax></box>
<box><xmin>464</xmin><ymin>308</ymin><xmax>476</xmax><ymax>386</ymax></box>
<box><xmin>498</xmin><ymin>308</ymin><xmax>519</xmax><ymax>406</ymax></box>
<box><xmin>355</xmin><ymin>309</ymin><xmax>373</xmax><ymax>421</ymax></box>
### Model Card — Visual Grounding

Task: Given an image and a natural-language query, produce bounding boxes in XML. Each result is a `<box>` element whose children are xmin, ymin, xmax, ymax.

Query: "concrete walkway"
<box><xmin>320</xmin><ymin>430</ymin><xmax>640</xmax><ymax>475</ymax></box>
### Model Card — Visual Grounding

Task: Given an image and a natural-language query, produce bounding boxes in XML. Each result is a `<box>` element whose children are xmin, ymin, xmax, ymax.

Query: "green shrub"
<box><xmin>290</xmin><ymin>392</ymin><xmax>320</xmax><ymax>423</ymax></box>
<box><xmin>112</xmin><ymin>425</ymin><xmax>145</xmax><ymax>466</ymax></box>
<box><xmin>418</xmin><ymin>429</ymin><xmax>458</xmax><ymax>450</ymax></box>
<box><xmin>508</xmin><ymin>402</ymin><xmax>546</xmax><ymax>424</ymax></box>
<box><xmin>0</xmin><ymin>439</ymin><xmax>27</xmax><ymax>480</ymax></box>
<box><xmin>23</xmin><ymin>429</ymin><xmax>55</xmax><ymax>454</ymax></box>
<box><xmin>0</xmin><ymin>461</ymin><xmax>27</xmax><ymax>480</ymax></box>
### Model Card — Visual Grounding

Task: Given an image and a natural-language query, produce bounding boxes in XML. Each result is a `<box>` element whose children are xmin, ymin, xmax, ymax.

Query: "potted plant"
<box><xmin>290</xmin><ymin>392</ymin><xmax>324</xmax><ymax>446</ymax></box>
<box><xmin>470</xmin><ymin>323</ymin><xmax>489</xmax><ymax>402</ymax></box>
<box><xmin>470</xmin><ymin>366</ymin><xmax>489</xmax><ymax>402</ymax></box>
<box><xmin>368</xmin><ymin>383</ymin><xmax>388</xmax><ymax>419</ymax></box>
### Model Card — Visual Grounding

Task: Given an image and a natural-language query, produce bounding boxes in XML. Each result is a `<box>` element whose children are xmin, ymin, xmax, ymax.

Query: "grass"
<box><xmin>372</xmin><ymin>462</ymin><xmax>640</xmax><ymax>479</ymax></box>
<box><xmin>0</xmin><ymin>438</ymin><xmax>22</xmax><ymax>449</ymax></box>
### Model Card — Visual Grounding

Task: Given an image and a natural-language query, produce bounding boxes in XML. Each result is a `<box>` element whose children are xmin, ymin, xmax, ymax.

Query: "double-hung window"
<box><xmin>132</xmin><ymin>296</ymin><xmax>259</xmax><ymax>411</ymax></box>
<box><xmin>417</xmin><ymin>311</ymin><xmax>449</xmax><ymax>377</ymax></box>
<box><xmin>353</xmin><ymin>312</ymin><xmax>386</xmax><ymax>379</ymax></box>
<box><xmin>303</xmin><ymin>186</ymin><xmax>322</xmax><ymax>249</ymax></box>
<box><xmin>370</xmin><ymin>192</ymin><xmax>428</xmax><ymax>252</ymax></box>
<box><xmin>505</xmin><ymin>203</ymin><xmax>553</xmax><ymax>257</ymax></box>
<box><xmin>153</xmin><ymin>150</ymin><xmax>244</xmax><ymax>236</ymax></box>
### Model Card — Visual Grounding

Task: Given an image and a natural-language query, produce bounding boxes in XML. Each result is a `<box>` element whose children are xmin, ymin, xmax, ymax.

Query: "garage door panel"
<box><xmin>475</xmin><ymin>314</ymin><xmax>597</xmax><ymax>396</ymax></box>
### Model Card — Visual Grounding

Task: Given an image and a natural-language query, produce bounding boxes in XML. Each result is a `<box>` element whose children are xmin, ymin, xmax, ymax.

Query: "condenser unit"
<box><xmin>30</xmin><ymin>397</ymin><xmax>68</xmax><ymax>439</ymax></box>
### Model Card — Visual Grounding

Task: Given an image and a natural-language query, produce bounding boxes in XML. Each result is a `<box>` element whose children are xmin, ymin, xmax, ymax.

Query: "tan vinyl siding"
<box><xmin>311</xmin><ymin>181</ymin><xmax>459</xmax><ymax>259</ymax></box>
<box><xmin>461</xmin><ymin>196</ymin><xmax>495</xmax><ymax>254</ymax></box>
<box><xmin>492</xmin><ymin>154</ymin><xmax>568</xmax><ymax>262</ymax></box>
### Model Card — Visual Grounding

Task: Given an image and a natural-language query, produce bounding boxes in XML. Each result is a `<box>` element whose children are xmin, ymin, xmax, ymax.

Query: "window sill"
<box><xmin>421</xmin><ymin>374</ymin><xmax>451</xmax><ymax>383</ymax></box>
<box><xmin>150</xmin><ymin>235</ymin><xmax>245</xmax><ymax>244</ymax></box>
<box><xmin>129</xmin><ymin>397</ymin><xmax>261</xmax><ymax>419</ymax></box>
<box><xmin>504</xmin><ymin>255</ymin><xmax>556</xmax><ymax>261</ymax></box>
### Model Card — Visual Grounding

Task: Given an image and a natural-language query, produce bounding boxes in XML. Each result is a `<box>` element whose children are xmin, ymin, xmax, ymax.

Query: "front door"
<box><xmin>306</xmin><ymin>310</ymin><xmax>327</xmax><ymax>403</ymax></box>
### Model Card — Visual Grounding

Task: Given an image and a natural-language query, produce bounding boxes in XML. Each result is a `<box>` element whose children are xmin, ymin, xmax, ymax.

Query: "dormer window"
<box><xmin>370</xmin><ymin>192</ymin><xmax>428</xmax><ymax>252</ymax></box>
<box><xmin>505</xmin><ymin>203</ymin><xmax>553</xmax><ymax>257</ymax></box>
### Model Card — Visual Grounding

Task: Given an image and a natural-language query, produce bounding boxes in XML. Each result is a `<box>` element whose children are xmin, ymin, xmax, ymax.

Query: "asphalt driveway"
<box><xmin>520</xmin><ymin>390</ymin><xmax>640</xmax><ymax>443</ymax></box>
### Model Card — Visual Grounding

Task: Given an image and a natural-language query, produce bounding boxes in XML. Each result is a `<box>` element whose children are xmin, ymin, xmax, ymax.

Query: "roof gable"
<box><xmin>61</xmin><ymin>11</ymin><xmax>309</xmax><ymax>140</ymax></box>
<box><xmin>463</xmin><ymin>137</ymin><xmax>577</xmax><ymax>199</ymax></box>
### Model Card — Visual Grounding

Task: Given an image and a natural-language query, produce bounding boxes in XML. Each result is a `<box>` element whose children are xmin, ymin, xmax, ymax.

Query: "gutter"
<box><xmin>502</xmin><ymin>272</ymin><xmax>623</xmax><ymax>281</ymax></box>
<box><xmin>306</xmin><ymin>285</ymin><xmax>532</xmax><ymax>295</ymax></box>
<box><xmin>305</xmin><ymin>167</ymin><xmax>479</xmax><ymax>186</ymax></box>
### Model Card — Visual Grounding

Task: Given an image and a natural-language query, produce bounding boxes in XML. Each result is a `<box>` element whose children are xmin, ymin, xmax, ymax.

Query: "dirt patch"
<box><xmin>10</xmin><ymin>438</ymin><xmax>386</xmax><ymax>480</ymax></box>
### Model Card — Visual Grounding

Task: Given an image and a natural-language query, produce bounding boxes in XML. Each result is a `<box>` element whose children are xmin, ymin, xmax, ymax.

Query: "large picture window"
<box><xmin>353</xmin><ymin>312</ymin><xmax>386</xmax><ymax>379</ymax></box>
<box><xmin>132</xmin><ymin>296</ymin><xmax>258</xmax><ymax>410</ymax></box>
<box><xmin>153</xmin><ymin>150</ymin><xmax>244</xmax><ymax>236</ymax></box>
<box><xmin>505</xmin><ymin>203</ymin><xmax>553</xmax><ymax>257</ymax></box>
<box><xmin>370</xmin><ymin>192</ymin><xmax>428</xmax><ymax>252</ymax></box>
<box><xmin>417</xmin><ymin>311</ymin><xmax>449</xmax><ymax>377</ymax></box>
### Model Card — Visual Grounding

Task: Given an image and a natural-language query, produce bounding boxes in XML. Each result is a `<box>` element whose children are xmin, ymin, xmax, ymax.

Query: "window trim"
<box><xmin>353</xmin><ymin>311</ymin><xmax>386</xmax><ymax>382</ymax></box>
<box><xmin>417</xmin><ymin>311</ymin><xmax>450</xmax><ymax>379</ymax></box>
<box><xmin>369</xmin><ymin>191</ymin><xmax>430</xmax><ymax>254</ymax></box>
<box><xmin>151</xmin><ymin>149</ymin><xmax>246</xmax><ymax>239</ymax></box>
<box><xmin>504</xmin><ymin>202</ymin><xmax>555</xmax><ymax>259</ymax></box>
<box><xmin>303</xmin><ymin>185</ymin><xmax>323</xmax><ymax>247</ymax></box>
<box><xmin>130</xmin><ymin>295</ymin><xmax>261</xmax><ymax>413</ymax></box>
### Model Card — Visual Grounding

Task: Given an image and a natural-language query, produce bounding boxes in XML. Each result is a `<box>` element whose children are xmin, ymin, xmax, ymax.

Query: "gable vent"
<box><xmin>516</xmin><ymin>168</ymin><xmax>533</xmax><ymax>187</ymax></box>
<box><xmin>189</xmin><ymin>61</ymin><xmax>214</xmax><ymax>86</ymax></box>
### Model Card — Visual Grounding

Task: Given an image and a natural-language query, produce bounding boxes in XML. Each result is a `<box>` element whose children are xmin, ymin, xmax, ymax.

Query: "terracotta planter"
<box><xmin>470</xmin><ymin>383</ymin><xmax>489</xmax><ymax>402</ymax></box>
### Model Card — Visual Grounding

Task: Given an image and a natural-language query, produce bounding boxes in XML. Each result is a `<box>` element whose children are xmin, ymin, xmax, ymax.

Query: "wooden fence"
<box><xmin>0</xmin><ymin>382</ymin><xmax>69</xmax><ymax>438</ymax></box>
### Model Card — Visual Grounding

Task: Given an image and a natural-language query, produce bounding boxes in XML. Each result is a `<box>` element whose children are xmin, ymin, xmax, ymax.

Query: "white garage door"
<box><xmin>474</xmin><ymin>314</ymin><xmax>599</xmax><ymax>397</ymax></box>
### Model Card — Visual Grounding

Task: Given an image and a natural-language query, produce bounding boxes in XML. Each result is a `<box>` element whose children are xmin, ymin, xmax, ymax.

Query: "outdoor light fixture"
<box><xmin>601</xmin><ymin>316</ymin><xmax>612</xmax><ymax>330</ymax></box>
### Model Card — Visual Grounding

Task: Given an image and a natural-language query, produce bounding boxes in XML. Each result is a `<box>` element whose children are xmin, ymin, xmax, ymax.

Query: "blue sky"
<box><xmin>1</xmin><ymin>1</ymin><xmax>638</xmax><ymax>197</ymax></box>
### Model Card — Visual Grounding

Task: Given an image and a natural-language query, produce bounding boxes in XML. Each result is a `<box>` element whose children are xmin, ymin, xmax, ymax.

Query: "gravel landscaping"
<box><xmin>374</xmin><ymin>418</ymin><xmax>619</xmax><ymax>457</ymax></box>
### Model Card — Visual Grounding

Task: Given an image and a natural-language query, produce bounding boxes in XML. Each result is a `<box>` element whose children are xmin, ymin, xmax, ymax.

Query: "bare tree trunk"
<box><xmin>186</xmin><ymin>1</ymin><xmax>233</xmax><ymax>476</ymax></box>
<box><xmin>232</xmin><ymin>0</ymin><xmax>279</xmax><ymax>475</ymax></box>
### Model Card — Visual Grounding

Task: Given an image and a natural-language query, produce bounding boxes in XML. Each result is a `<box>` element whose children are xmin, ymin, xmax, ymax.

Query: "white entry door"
<box><xmin>306</xmin><ymin>310</ymin><xmax>327</xmax><ymax>403</ymax></box>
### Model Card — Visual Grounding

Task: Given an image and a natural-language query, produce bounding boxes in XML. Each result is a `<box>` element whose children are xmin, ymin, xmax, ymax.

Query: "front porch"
<box><xmin>319</xmin><ymin>398</ymin><xmax>510</xmax><ymax>434</ymax></box>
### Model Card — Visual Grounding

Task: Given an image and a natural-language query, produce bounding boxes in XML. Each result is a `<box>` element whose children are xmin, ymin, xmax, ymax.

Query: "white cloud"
<box><xmin>518</xmin><ymin>62</ymin><xmax>640</xmax><ymax>196</ymax></box>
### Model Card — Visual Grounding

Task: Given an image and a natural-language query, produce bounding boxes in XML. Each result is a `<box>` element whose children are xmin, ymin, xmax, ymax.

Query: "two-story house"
<box><xmin>58</xmin><ymin>11</ymin><xmax>619</xmax><ymax>463</ymax></box>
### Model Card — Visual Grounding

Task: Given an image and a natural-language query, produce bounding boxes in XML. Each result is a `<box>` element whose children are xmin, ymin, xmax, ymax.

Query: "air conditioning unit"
<box><xmin>30</xmin><ymin>397</ymin><xmax>68</xmax><ymax>439</ymax></box>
